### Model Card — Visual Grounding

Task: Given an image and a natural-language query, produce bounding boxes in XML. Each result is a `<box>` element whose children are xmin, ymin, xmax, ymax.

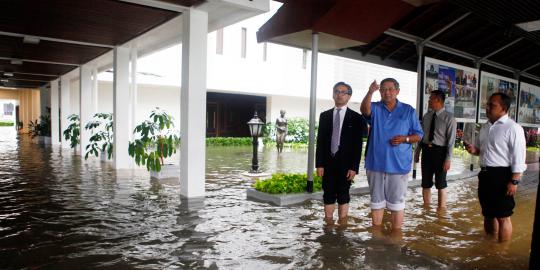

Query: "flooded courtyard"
<box><xmin>0</xmin><ymin>127</ymin><xmax>538</xmax><ymax>269</ymax></box>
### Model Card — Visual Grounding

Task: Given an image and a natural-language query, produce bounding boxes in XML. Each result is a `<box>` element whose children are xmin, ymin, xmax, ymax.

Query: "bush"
<box><xmin>206</xmin><ymin>137</ymin><xmax>252</xmax><ymax>146</ymax></box>
<box><xmin>525</xmin><ymin>128</ymin><xmax>540</xmax><ymax>147</ymax></box>
<box><xmin>0</xmin><ymin>121</ymin><xmax>14</xmax><ymax>126</ymax></box>
<box><xmin>253</xmin><ymin>173</ymin><xmax>322</xmax><ymax>194</ymax></box>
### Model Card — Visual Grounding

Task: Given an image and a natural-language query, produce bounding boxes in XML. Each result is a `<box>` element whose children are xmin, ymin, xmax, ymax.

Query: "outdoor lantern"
<box><xmin>247</xmin><ymin>111</ymin><xmax>264</xmax><ymax>137</ymax></box>
<box><xmin>247</xmin><ymin>111</ymin><xmax>265</xmax><ymax>173</ymax></box>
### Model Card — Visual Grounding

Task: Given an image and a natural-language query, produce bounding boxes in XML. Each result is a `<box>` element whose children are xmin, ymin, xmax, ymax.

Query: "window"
<box><xmin>241</xmin><ymin>27</ymin><xmax>247</xmax><ymax>58</ymax></box>
<box><xmin>216</xmin><ymin>28</ymin><xmax>224</xmax><ymax>55</ymax></box>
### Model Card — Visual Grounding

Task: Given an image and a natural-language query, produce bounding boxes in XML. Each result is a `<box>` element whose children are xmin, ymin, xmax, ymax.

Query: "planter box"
<box><xmin>150</xmin><ymin>164</ymin><xmax>180</xmax><ymax>180</ymax></box>
<box><xmin>100</xmin><ymin>150</ymin><xmax>110</xmax><ymax>162</ymax></box>
<box><xmin>246</xmin><ymin>188</ymin><xmax>322</xmax><ymax>206</ymax></box>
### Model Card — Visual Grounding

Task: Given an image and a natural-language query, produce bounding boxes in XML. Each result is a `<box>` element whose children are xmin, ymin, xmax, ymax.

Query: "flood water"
<box><xmin>0</xmin><ymin>126</ymin><xmax>538</xmax><ymax>269</ymax></box>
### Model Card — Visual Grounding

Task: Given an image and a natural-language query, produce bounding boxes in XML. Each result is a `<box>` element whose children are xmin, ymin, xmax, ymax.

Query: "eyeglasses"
<box><xmin>380</xmin><ymin>87</ymin><xmax>396</xmax><ymax>92</ymax></box>
<box><xmin>333</xmin><ymin>90</ymin><xmax>350</xmax><ymax>95</ymax></box>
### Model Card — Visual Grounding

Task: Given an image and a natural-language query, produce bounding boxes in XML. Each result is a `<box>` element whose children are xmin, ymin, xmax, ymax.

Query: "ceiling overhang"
<box><xmin>257</xmin><ymin>0</ymin><xmax>416</xmax><ymax>51</ymax></box>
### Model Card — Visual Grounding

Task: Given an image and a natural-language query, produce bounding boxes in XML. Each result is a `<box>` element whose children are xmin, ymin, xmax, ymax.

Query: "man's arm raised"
<box><xmin>361</xmin><ymin>80</ymin><xmax>379</xmax><ymax>117</ymax></box>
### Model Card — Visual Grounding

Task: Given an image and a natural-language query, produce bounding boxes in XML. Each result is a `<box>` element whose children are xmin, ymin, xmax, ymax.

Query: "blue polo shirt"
<box><xmin>364</xmin><ymin>100</ymin><xmax>423</xmax><ymax>174</ymax></box>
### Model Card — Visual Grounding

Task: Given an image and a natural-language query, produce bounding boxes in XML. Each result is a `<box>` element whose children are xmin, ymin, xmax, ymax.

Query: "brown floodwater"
<box><xmin>0</xmin><ymin>127</ymin><xmax>538</xmax><ymax>269</ymax></box>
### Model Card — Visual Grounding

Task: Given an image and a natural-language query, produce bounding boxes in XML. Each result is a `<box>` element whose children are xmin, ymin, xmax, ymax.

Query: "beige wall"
<box><xmin>0</xmin><ymin>88</ymin><xmax>41</xmax><ymax>133</ymax></box>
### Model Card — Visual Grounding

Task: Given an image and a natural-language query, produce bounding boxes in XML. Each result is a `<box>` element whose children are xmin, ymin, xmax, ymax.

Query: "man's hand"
<box><xmin>464</xmin><ymin>141</ymin><xmax>477</xmax><ymax>155</ymax></box>
<box><xmin>414</xmin><ymin>149</ymin><xmax>420</xmax><ymax>163</ymax></box>
<box><xmin>346</xmin><ymin>170</ymin><xmax>356</xmax><ymax>181</ymax></box>
<box><xmin>506</xmin><ymin>182</ymin><xmax>517</xmax><ymax>196</ymax></box>
<box><xmin>443</xmin><ymin>160</ymin><xmax>451</xmax><ymax>171</ymax></box>
<box><xmin>316</xmin><ymin>167</ymin><xmax>324</xmax><ymax>177</ymax></box>
<box><xmin>368</xmin><ymin>80</ymin><xmax>379</xmax><ymax>94</ymax></box>
<box><xmin>390</xmin><ymin>135</ymin><xmax>407</xmax><ymax>145</ymax></box>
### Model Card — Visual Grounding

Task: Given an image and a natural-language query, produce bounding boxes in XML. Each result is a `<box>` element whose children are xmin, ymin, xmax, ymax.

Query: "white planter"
<box><xmin>100</xmin><ymin>150</ymin><xmax>109</xmax><ymax>162</ymax></box>
<box><xmin>150</xmin><ymin>164</ymin><xmax>180</xmax><ymax>180</ymax></box>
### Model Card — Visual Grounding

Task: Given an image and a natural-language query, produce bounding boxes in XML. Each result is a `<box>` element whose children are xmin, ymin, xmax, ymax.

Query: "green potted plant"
<box><xmin>28</xmin><ymin>108</ymin><xmax>52</xmax><ymax>144</ymax></box>
<box><xmin>128</xmin><ymin>108</ymin><xmax>180</xmax><ymax>179</ymax></box>
<box><xmin>84</xmin><ymin>113</ymin><xmax>113</xmax><ymax>162</ymax></box>
<box><xmin>63</xmin><ymin>114</ymin><xmax>80</xmax><ymax>153</ymax></box>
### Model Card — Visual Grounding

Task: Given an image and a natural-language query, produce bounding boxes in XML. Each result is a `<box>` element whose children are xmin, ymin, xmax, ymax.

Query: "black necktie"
<box><xmin>429</xmin><ymin>112</ymin><xmax>437</xmax><ymax>142</ymax></box>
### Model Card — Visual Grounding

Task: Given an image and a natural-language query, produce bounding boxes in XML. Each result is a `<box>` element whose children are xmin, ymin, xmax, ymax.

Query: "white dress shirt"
<box><xmin>476</xmin><ymin>114</ymin><xmax>526</xmax><ymax>173</ymax></box>
<box><xmin>333</xmin><ymin>105</ymin><xmax>347</xmax><ymax>133</ymax></box>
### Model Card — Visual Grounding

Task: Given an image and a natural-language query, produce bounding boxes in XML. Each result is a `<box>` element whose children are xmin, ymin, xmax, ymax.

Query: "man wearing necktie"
<box><xmin>316</xmin><ymin>82</ymin><xmax>366</xmax><ymax>226</ymax></box>
<box><xmin>414</xmin><ymin>90</ymin><xmax>456</xmax><ymax>210</ymax></box>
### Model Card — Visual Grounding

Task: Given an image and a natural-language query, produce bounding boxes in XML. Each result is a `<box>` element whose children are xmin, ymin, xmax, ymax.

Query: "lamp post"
<box><xmin>247</xmin><ymin>111</ymin><xmax>264</xmax><ymax>173</ymax></box>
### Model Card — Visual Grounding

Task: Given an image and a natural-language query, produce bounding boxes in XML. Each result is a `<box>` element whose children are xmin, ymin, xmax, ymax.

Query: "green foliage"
<box><xmin>206</xmin><ymin>137</ymin><xmax>252</xmax><ymax>146</ymax></box>
<box><xmin>84</xmin><ymin>113</ymin><xmax>114</xmax><ymax>160</ymax></box>
<box><xmin>28</xmin><ymin>109</ymin><xmax>51</xmax><ymax>138</ymax></box>
<box><xmin>0</xmin><ymin>121</ymin><xmax>14</xmax><ymax>126</ymax></box>
<box><xmin>128</xmin><ymin>108</ymin><xmax>180</xmax><ymax>172</ymax></box>
<box><xmin>63</xmin><ymin>114</ymin><xmax>80</xmax><ymax>149</ymax></box>
<box><xmin>253</xmin><ymin>173</ymin><xmax>323</xmax><ymax>194</ymax></box>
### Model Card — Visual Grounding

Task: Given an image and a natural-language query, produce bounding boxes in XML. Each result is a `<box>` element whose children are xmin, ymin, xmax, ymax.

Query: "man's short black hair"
<box><xmin>380</xmin><ymin>78</ymin><xmax>400</xmax><ymax>89</ymax></box>
<box><xmin>333</xmin><ymin>81</ymin><xmax>352</xmax><ymax>95</ymax></box>
<box><xmin>490</xmin><ymin>92</ymin><xmax>511</xmax><ymax>112</ymax></box>
<box><xmin>430</xmin><ymin>90</ymin><xmax>446</xmax><ymax>103</ymax></box>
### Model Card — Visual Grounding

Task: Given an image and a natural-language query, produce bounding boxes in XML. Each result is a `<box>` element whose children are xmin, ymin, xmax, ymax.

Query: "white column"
<box><xmin>60</xmin><ymin>76</ymin><xmax>71</xmax><ymax>149</ymax></box>
<box><xmin>306</xmin><ymin>32</ymin><xmax>318</xmax><ymax>192</ymax></box>
<box><xmin>50</xmin><ymin>79</ymin><xmax>60</xmax><ymax>145</ymax></box>
<box><xmin>113</xmin><ymin>46</ymin><xmax>132</xmax><ymax>169</ymax></box>
<box><xmin>79</xmin><ymin>65</ymin><xmax>93</xmax><ymax>155</ymax></box>
<box><xmin>129</xmin><ymin>46</ymin><xmax>138</xmax><ymax>140</ymax></box>
<box><xmin>180</xmin><ymin>8</ymin><xmax>208</xmax><ymax>198</ymax></box>
<box><xmin>92</xmin><ymin>67</ymin><xmax>98</xmax><ymax>113</ymax></box>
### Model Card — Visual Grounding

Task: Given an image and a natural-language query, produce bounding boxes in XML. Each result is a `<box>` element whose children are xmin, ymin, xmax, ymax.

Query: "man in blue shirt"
<box><xmin>360</xmin><ymin>78</ymin><xmax>423</xmax><ymax>231</ymax></box>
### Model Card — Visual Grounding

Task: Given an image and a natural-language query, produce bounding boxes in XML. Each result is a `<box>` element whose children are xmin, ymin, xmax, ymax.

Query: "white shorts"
<box><xmin>366</xmin><ymin>170</ymin><xmax>409</xmax><ymax>211</ymax></box>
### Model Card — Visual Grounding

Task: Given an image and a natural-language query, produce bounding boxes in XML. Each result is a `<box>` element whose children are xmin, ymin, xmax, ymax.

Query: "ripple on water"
<box><xmin>0</xmin><ymin>129</ymin><xmax>537</xmax><ymax>269</ymax></box>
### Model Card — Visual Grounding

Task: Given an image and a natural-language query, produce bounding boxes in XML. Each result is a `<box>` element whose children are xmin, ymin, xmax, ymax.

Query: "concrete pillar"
<box><xmin>79</xmin><ymin>65</ymin><xmax>93</xmax><ymax>154</ymax></box>
<box><xmin>113</xmin><ymin>46</ymin><xmax>131</xmax><ymax>169</ymax></box>
<box><xmin>92</xmin><ymin>67</ymin><xmax>98</xmax><ymax>113</ymax></box>
<box><xmin>180</xmin><ymin>8</ymin><xmax>208</xmax><ymax>198</ymax></box>
<box><xmin>50</xmin><ymin>79</ymin><xmax>60</xmax><ymax>145</ymax></box>
<box><xmin>60</xmin><ymin>76</ymin><xmax>71</xmax><ymax>149</ymax></box>
<box><xmin>129</xmin><ymin>46</ymin><xmax>138</xmax><ymax>140</ymax></box>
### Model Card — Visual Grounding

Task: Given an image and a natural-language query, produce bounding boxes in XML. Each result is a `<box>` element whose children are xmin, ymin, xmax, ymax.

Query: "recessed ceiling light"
<box><xmin>515</xmin><ymin>20</ymin><xmax>540</xmax><ymax>32</ymax></box>
<box><xmin>3</xmin><ymin>72</ymin><xmax>13</xmax><ymax>77</ymax></box>
<box><xmin>23</xmin><ymin>36</ymin><xmax>40</xmax><ymax>44</ymax></box>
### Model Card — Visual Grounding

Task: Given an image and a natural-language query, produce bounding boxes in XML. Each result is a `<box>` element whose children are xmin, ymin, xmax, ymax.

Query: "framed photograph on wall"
<box><xmin>518</xmin><ymin>82</ymin><xmax>540</xmax><ymax>127</ymax></box>
<box><xmin>423</xmin><ymin>57</ymin><xmax>479</xmax><ymax>122</ymax></box>
<box><xmin>479</xmin><ymin>71</ymin><xmax>518</xmax><ymax>122</ymax></box>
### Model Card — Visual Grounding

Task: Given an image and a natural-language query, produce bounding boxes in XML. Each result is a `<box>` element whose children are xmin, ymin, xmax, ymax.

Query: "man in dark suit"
<box><xmin>316</xmin><ymin>81</ymin><xmax>366</xmax><ymax>226</ymax></box>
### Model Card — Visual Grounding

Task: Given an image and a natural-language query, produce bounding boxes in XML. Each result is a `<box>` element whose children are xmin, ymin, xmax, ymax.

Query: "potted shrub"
<box><xmin>84</xmin><ymin>113</ymin><xmax>113</xmax><ymax>162</ymax></box>
<box><xmin>128</xmin><ymin>108</ymin><xmax>180</xmax><ymax>179</ymax></box>
<box><xmin>28</xmin><ymin>110</ymin><xmax>52</xmax><ymax>145</ymax></box>
<box><xmin>63</xmin><ymin>114</ymin><xmax>80</xmax><ymax>153</ymax></box>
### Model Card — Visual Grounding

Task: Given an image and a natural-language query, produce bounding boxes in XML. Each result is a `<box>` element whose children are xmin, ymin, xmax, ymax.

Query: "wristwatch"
<box><xmin>510</xmin><ymin>179</ymin><xmax>520</xmax><ymax>185</ymax></box>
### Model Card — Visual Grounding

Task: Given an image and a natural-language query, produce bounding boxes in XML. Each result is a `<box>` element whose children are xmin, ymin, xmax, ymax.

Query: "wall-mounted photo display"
<box><xmin>518</xmin><ymin>82</ymin><xmax>540</xmax><ymax>127</ymax></box>
<box><xmin>479</xmin><ymin>71</ymin><xmax>518</xmax><ymax>122</ymax></box>
<box><xmin>424</xmin><ymin>57</ymin><xmax>478</xmax><ymax>122</ymax></box>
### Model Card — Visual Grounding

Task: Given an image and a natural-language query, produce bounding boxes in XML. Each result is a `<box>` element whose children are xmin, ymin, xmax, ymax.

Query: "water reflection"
<box><xmin>0</xmin><ymin>127</ymin><xmax>537</xmax><ymax>269</ymax></box>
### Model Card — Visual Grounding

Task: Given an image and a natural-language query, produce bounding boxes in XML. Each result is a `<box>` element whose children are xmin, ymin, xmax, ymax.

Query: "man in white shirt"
<box><xmin>465</xmin><ymin>92</ymin><xmax>526</xmax><ymax>242</ymax></box>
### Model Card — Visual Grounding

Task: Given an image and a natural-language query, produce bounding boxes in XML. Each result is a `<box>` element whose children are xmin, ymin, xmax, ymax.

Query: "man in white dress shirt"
<box><xmin>465</xmin><ymin>93</ymin><xmax>526</xmax><ymax>242</ymax></box>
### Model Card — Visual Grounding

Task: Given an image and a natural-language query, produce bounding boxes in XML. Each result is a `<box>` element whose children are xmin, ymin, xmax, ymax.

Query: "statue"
<box><xmin>275</xmin><ymin>109</ymin><xmax>287</xmax><ymax>153</ymax></box>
